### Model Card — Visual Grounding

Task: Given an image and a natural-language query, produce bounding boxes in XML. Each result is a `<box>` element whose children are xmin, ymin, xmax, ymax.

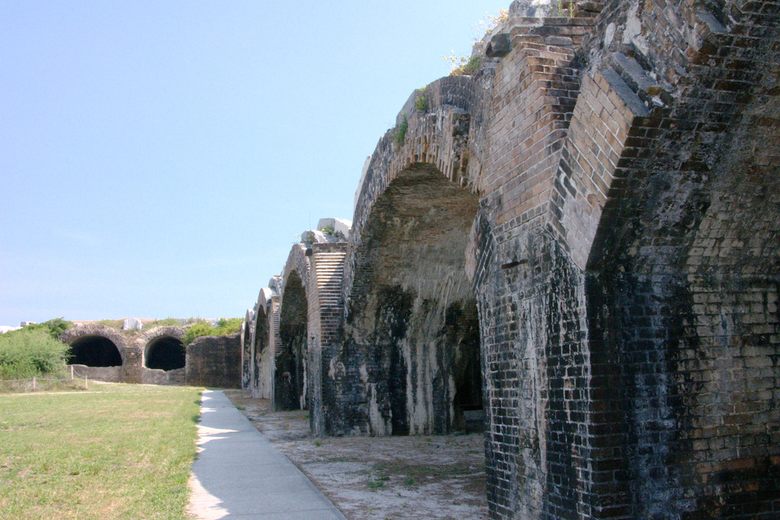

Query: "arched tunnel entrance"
<box><xmin>69</xmin><ymin>335</ymin><xmax>123</xmax><ymax>367</ymax></box>
<box><xmin>242</xmin><ymin>319</ymin><xmax>252</xmax><ymax>389</ymax></box>
<box><xmin>253</xmin><ymin>308</ymin><xmax>268</xmax><ymax>395</ymax></box>
<box><xmin>341</xmin><ymin>164</ymin><xmax>483</xmax><ymax>435</ymax></box>
<box><xmin>145</xmin><ymin>336</ymin><xmax>185</xmax><ymax>371</ymax></box>
<box><xmin>276</xmin><ymin>271</ymin><xmax>307</xmax><ymax>410</ymax></box>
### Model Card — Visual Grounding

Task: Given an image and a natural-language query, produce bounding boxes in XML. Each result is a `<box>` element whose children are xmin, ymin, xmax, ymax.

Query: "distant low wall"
<box><xmin>185</xmin><ymin>334</ymin><xmax>241</xmax><ymax>388</ymax></box>
<box><xmin>141</xmin><ymin>367</ymin><xmax>185</xmax><ymax>385</ymax></box>
<box><xmin>69</xmin><ymin>364</ymin><xmax>122</xmax><ymax>383</ymax></box>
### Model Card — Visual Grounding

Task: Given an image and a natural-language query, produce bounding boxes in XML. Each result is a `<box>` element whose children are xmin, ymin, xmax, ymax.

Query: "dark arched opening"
<box><xmin>447</xmin><ymin>300</ymin><xmax>483</xmax><ymax>433</ymax></box>
<box><xmin>242</xmin><ymin>319</ymin><xmax>252</xmax><ymax>389</ymax></box>
<box><xmin>276</xmin><ymin>271</ymin><xmax>307</xmax><ymax>410</ymax></box>
<box><xmin>145</xmin><ymin>336</ymin><xmax>185</xmax><ymax>371</ymax></box>
<box><xmin>253</xmin><ymin>308</ymin><xmax>268</xmax><ymax>393</ymax></box>
<box><xmin>339</xmin><ymin>164</ymin><xmax>483</xmax><ymax>435</ymax></box>
<box><xmin>69</xmin><ymin>335</ymin><xmax>122</xmax><ymax>367</ymax></box>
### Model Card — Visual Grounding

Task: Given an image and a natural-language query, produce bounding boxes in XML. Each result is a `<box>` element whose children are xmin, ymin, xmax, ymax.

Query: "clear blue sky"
<box><xmin>0</xmin><ymin>0</ymin><xmax>508</xmax><ymax>325</ymax></box>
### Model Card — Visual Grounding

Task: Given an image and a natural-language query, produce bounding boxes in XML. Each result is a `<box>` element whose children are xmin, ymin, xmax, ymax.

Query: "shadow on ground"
<box><xmin>224</xmin><ymin>390</ymin><xmax>488</xmax><ymax>520</ymax></box>
<box><xmin>189</xmin><ymin>391</ymin><xmax>344</xmax><ymax>519</ymax></box>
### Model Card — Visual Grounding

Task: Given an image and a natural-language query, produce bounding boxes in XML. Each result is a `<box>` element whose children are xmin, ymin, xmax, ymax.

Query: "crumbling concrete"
<box><xmin>241</xmin><ymin>1</ymin><xmax>779</xmax><ymax>518</ymax></box>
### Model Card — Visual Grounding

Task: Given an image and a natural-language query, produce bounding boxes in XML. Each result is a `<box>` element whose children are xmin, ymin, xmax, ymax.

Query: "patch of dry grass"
<box><xmin>0</xmin><ymin>383</ymin><xmax>201</xmax><ymax>519</ymax></box>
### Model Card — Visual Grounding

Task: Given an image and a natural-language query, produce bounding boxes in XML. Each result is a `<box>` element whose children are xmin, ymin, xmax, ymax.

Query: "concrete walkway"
<box><xmin>188</xmin><ymin>390</ymin><xmax>345</xmax><ymax>519</ymax></box>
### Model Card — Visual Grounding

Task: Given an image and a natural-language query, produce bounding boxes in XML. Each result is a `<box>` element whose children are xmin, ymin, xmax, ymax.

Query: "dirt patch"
<box><xmin>224</xmin><ymin>390</ymin><xmax>488</xmax><ymax>520</ymax></box>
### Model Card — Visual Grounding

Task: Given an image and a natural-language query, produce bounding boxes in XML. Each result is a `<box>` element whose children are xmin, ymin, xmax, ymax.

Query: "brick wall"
<box><xmin>61</xmin><ymin>324</ymin><xmax>140</xmax><ymax>383</ymax></box>
<box><xmin>246</xmin><ymin>278</ymin><xmax>282</xmax><ymax>400</ymax></box>
<box><xmin>277</xmin><ymin>267</ymin><xmax>308</xmax><ymax>411</ymax></box>
<box><xmin>241</xmin><ymin>0</ymin><xmax>779</xmax><ymax>517</ymax></box>
<box><xmin>185</xmin><ymin>333</ymin><xmax>241</xmax><ymax>388</ymax></box>
<box><xmin>241</xmin><ymin>310</ymin><xmax>253</xmax><ymax>390</ymax></box>
<box><xmin>310</xmin><ymin>242</ymin><xmax>348</xmax><ymax>436</ymax></box>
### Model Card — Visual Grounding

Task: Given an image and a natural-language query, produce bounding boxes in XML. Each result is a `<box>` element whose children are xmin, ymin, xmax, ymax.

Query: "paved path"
<box><xmin>188</xmin><ymin>390</ymin><xmax>345</xmax><ymax>519</ymax></box>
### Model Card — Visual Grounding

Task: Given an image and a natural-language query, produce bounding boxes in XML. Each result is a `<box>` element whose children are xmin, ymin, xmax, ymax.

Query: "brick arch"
<box><xmin>139</xmin><ymin>326</ymin><xmax>184</xmax><ymax>348</ymax></box>
<box><xmin>237</xmin><ymin>2</ymin><xmax>778</xmax><ymax>517</ymax></box>
<box><xmin>251</xmin><ymin>305</ymin><xmax>267</xmax><ymax>392</ymax></box>
<box><xmin>240</xmin><ymin>309</ymin><xmax>254</xmax><ymax>390</ymax></box>
<box><xmin>275</xmin><ymin>246</ymin><xmax>312</xmax><ymax>410</ymax></box>
<box><xmin>61</xmin><ymin>325</ymin><xmax>128</xmax><ymax>366</ymax></box>
<box><xmin>251</xmin><ymin>283</ymin><xmax>279</xmax><ymax>400</ymax></box>
<box><xmin>281</xmin><ymin>244</ymin><xmax>311</xmax><ymax>294</ymax></box>
<box><xmin>140</xmin><ymin>327</ymin><xmax>185</xmax><ymax>371</ymax></box>
<box><xmin>548</xmin><ymin>4</ymin><xmax>780</xmax><ymax>518</ymax></box>
<box><xmin>61</xmin><ymin>325</ymin><xmax>131</xmax><ymax>383</ymax></box>
<box><xmin>331</xmin><ymin>159</ymin><xmax>483</xmax><ymax>437</ymax></box>
<box><xmin>329</xmin><ymin>78</ymin><xmax>485</xmax><ymax>436</ymax></box>
<box><xmin>349</xmin><ymin>76</ymin><xmax>476</xmax><ymax>248</ymax></box>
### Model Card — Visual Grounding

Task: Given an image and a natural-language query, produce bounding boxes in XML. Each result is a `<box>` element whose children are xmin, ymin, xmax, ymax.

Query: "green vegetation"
<box><xmin>96</xmin><ymin>319</ymin><xmax>124</xmax><ymax>330</ymax></box>
<box><xmin>449</xmin><ymin>55</ymin><xmax>481</xmax><ymax>77</ymax></box>
<box><xmin>92</xmin><ymin>318</ymin><xmax>183</xmax><ymax>332</ymax></box>
<box><xmin>0</xmin><ymin>377</ymin><xmax>88</xmax><ymax>393</ymax></box>
<box><xmin>143</xmin><ymin>318</ymin><xmax>182</xmax><ymax>329</ymax></box>
<box><xmin>182</xmin><ymin>318</ymin><xmax>242</xmax><ymax>345</ymax></box>
<box><xmin>0</xmin><ymin>383</ymin><xmax>201</xmax><ymax>519</ymax></box>
<box><xmin>558</xmin><ymin>0</ymin><xmax>575</xmax><ymax>17</ymax></box>
<box><xmin>444</xmin><ymin>7</ymin><xmax>509</xmax><ymax>78</ymax></box>
<box><xmin>374</xmin><ymin>461</ymin><xmax>478</xmax><ymax>481</ymax></box>
<box><xmin>394</xmin><ymin>116</ymin><xmax>409</xmax><ymax>146</ymax></box>
<box><xmin>367</xmin><ymin>474</ymin><xmax>389</xmax><ymax>491</ymax></box>
<box><xmin>0</xmin><ymin>329</ymin><xmax>69</xmax><ymax>380</ymax></box>
<box><xmin>414</xmin><ymin>87</ymin><xmax>429</xmax><ymax>112</ymax></box>
<box><xmin>318</xmin><ymin>225</ymin><xmax>346</xmax><ymax>240</ymax></box>
<box><xmin>22</xmin><ymin>318</ymin><xmax>72</xmax><ymax>339</ymax></box>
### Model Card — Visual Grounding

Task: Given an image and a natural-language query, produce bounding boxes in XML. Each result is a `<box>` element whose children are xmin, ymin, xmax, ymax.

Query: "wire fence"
<box><xmin>0</xmin><ymin>367</ymin><xmax>90</xmax><ymax>393</ymax></box>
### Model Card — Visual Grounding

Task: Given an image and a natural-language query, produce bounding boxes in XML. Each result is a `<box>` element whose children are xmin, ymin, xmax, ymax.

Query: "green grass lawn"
<box><xmin>0</xmin><ymin>383</ymin><xmax>202</xmax><ymax>519</ymax></box>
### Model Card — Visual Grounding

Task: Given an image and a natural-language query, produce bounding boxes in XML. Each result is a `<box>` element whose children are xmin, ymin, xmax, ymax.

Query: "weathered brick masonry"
<box><xmin>241</xmin><ymin>0</ymin><xmax>779</xmax><ymax>517</ymax></box>
<box><xmin>185</xmin><ymin>333</ymin><xmax>241</xmax><ymax>388</ymax></box>
<box><xmin>253</xmin><ymin>280</ymin><xmax>281</xmax><ymax>400</ymax></box>
<box><xmin>247</xmin><ymin>232</ymin><xmax>350</xmax><ymax>436</ymax></box>
<box><xmin>276</xmin><ymin>244</ymin><xmax>311</xmax><ymax>411</ymax></box>
<box><xmin>62</xmin><ymin>324</ymin><xmax>240</xmax><ymax>387</ymax></box>
<box><xmin>241</xmin><ymin>309</ymin><xmax>253</xmax><ymax>389</ymax></box>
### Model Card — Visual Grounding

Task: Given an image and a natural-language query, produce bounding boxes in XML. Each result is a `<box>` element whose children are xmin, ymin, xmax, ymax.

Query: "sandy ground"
<box><xmin>223</xmin><ymin>390</ymin><xmax>488</xmax><ymax>520</ymax></box>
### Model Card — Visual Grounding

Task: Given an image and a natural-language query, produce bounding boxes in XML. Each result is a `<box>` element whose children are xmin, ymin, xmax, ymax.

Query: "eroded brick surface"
<box><xmin>185</xmin><ymin>333</ymin><xmax>241</xmax><ymax>388</ymax></box>
<box><xmin>241</xmin><ymin>1</ymin><xmax>779</xmax><ymax>517</ymax></box>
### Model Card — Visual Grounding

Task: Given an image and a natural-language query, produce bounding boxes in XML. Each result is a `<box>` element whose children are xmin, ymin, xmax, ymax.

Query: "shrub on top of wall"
<box><xmin>449</xmin><ymin>55</ymin><xmax>481</xmax><ymax>77</ymax></box>
<box><xmin>143</xmin><ymin>318</ymin><xmax>182</xmax><ymax>329</ymax></box>
<box><xmin>182</xmin><ymin>318</ymin><xmax>242</xmax><ymax>345</ymax></box>
<box><xmin>0</xmin><ymin>329</ymin><xmax>70</xmax><ymax>379</ymax></box>
<box><xmin>24</xmin><ymin>318</ymin><xmax>72</xmax><ymax>339</ymax></box>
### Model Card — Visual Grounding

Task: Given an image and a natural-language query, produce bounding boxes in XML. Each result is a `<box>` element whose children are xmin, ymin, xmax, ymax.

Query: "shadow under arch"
<box><xmin>69</xmin><ymin>335</ymin><xmax>123</xmax><ymax>367</ymax></box>
<box><xmin>241</xmin><ymin>312</ymin><xmax>253</xmax><ymax>390</ymax></box>
<box><xmin>145</xmin><ymin>335</ymin><xmax>185</xmax><ymax>371</ymax></box>
<box><xmin>252</xmin><ymin>305</ymin><xmax>269</xmax><ymax>394</ymax></box>
<box><xmin>276</xmin><ymin>270</ymin><xmax>307</xmax><ymax>410</ymax></box>
<box><xmin>336</xmin><ymin>163</ymin><xmax>483</xmax><ymax>435</ymax></box>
